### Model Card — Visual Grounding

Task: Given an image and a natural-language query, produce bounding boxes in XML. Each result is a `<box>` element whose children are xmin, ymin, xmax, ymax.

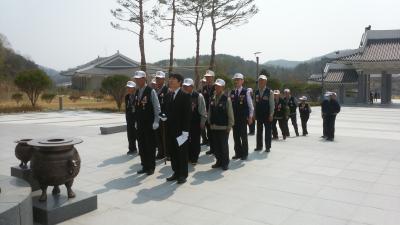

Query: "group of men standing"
<box><xmin>124</xmin><ymin>69</ymin><xmax>337</xmax><ymax>184</ymax></box>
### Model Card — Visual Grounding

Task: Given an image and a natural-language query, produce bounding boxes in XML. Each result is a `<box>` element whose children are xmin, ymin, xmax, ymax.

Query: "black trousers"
<box><xmin>167</xmin><ymin>133</ymin><xmax>188</xmax><ymax>179</ymax></box>
<box><xmin>256</xmin><ymin>119</ymin><xmax>272</xmax><ymax>150</ymax></box>
<box><xmin>188</xmin><ymin>123</ymin><xmax>201</xmax><ymax>163</ymax></box>
<box><xmin>137</xmin><ymin>124</ymin><xmax>156</xmax><ymax>171</ymax></box>
<box><xmin>156</xmin><ymin>121</ymin><xmax>168</xmax><ymax>157</ymax></box>
<box><xmin>206</xmin><ymin>122</ymin><xmax>214</xmax><ymax>153</ymax></box>
<box><xmin>322</xmin><ymin>115</ymin><xmax>327</xmax><ymax>137</ymax></box>
<box><xmin>201</xmin><ymin>122</ymin><xmax>209</xmax><ymax>144</ymax></box>
<box><xmin>211</xmin><ymin>130</ymin><xmax>230</xmax><ymax>167</ymax></box>
<box><xmin>325</xmin><ymin>115</ymin><xmax>337</xmax><ymax>139</ymax></box>
<box><xmin>272</xmin><ymin>118</ymin><xmax>286</xmax><ymax>139</ymax></box>
<box><xmin>126</xmin><ymin>114</ymin><xmax>137</xmax><ymax>152</ymax></box>
<box><xmin>288</xmin><ymin>114</ymin><xmax>299</xmax><ymax>135</ymax></box>
<box><xmin>300</xmin><ymin>115</ymin><xmax>309</xmax><ymax>135</ymax></box>
<box><xmin>249</xmin><ymin>122</ymin><xmax>255</xmax><ymax>134</ymax></box>
<box><xmin>233</xmin><ymin>119</ymin><xmax>248</xmax><ymax>158</ymax></box>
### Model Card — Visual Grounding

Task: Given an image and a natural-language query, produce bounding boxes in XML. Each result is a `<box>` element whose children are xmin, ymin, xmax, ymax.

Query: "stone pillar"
<box><xmin>357</xmin><ymin>71</ymin><xmax>367</xmax><ymax>103</ymax></box>
<box><xmin>381</xmin><ymin>73</ymin><xmax>392</xmax><ymax>104</ymax></box>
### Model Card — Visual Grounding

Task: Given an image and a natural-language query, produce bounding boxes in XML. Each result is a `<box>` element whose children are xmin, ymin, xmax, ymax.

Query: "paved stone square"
<box><xmin>1</xmin><ymin>107</ymin><xmax>400</xmax><ymax>225</ymax></box>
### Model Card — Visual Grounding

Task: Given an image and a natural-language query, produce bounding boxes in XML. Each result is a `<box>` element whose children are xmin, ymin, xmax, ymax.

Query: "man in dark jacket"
<box><xmin>254</xmin><ymin>75</ymin><xmax>274</xmax><ymax>152</ymax></box>
<box><xmin>231</xmin><ymin>73</ymin><xmax>254</xmax><ymax>160</ymax></box>
<box><xmin>202</xmin><ymin>70</ymin><xmax>215</xmax><ymax>154</ymax></box>
<box><xmin>155</xmin><ymin>71</ymin><xmax>169</xmax><ymax>160</ymax></box>
<box><xmin>284</xmin><ymin>89</ymin><xmax>299</xmax><ymax>136</ymax></box>
<box><xmin>134</xmin><ymin>71</ymin><xmax>161</xmax><ymax>175</ymax></box>
<box><xmin>321</xmin><ymin>92</ymin><xmax>330</xmax><ymax>138</ymax></box>
<box><xmin>165</xmin><ymin>73</ymin><xmax>192</xmax><ymax>184</ymax></box>
<box><xmin>298</xmin><ymin>96</ymin><xmax>311</xmax><ymax>136</ymax></box>
<box><xmin>125</xmin><ymin>81</ymin><xmax>138</xmax><ymax>155</ymax></box>
<box><xmin>326</xmin><ymin>92</ymin><xmax>341</xmax><ymax>141</ymax></box>
<box><xmin>182</xmin><ymin>78</ymin><xmax>207</xmax><ymax>165</ymax></box>
<box><xmin>272</xmin><ymin>90</ymin><xmax>287</xmax><ymax>140</ymax></box>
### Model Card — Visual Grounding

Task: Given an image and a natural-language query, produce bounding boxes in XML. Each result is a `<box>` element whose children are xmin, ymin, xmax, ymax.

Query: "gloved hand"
<box><xmin>135</xmin><ymin>122</ymin><xmax>138</xmax><ymax>129</ymax></box>
<box><xmin>182</xmin><ymin>131</ymin><xmax>189</xmax><ymax>139</ymax></box>
<box><xmin>152</xmin><ymin>122</ymin><xmax>159</xmax><ymax>130</ymax></box>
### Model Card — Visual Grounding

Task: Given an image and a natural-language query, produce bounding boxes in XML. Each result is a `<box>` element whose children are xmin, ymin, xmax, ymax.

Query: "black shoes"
<box><xmin>283</xmin><ymin>136</ymin><xmax>287</xmax><ymax>140</ymax></box>
<box><xmin>205</xmin><ymin>150</ymin><xmax>214</xmax><ymax>155</ymax></box>
<box><xmin>241</xmin><ymin>156</ymin><xmax>248</xmax><ymax>160</ymax></box>
<box><xmin>177</xmin><ymin>178</ymin><xmax>187</xmax><ymax>184</ymax></box>
<box><xmin>232</xmin><ymin>155</ymin><xmax>241</xmax><ymax>160</ymax></box>
<box><xmin>211</xmin><ymin>163</ymin><xmax>221</xmax><ymax>169</ymax></box>
<box><xmin>137</xmin><ymin>169</ymin><xmax>147</xmax><ymax>174</ymax></box>
<box><xmin>146</xmin><ymin>170</ymin><xmax>154</xmax><ymax>175</ymax></box>
<box><xmin>265</xmin><ymin>148</ymin><xmax>270</xmax><ymax>153</ymax></box>
<box><xmin>166</xmin><ymin>174</ymin><xmax>178</xmax><ymax>181</ymax></box>
<box><xmin>155</xmin><ymin>154</ymin><xmax>164</xmax><ymax>160</ymax></box>
<box><xmin>222</xmin><ymin>165</ymin><xmax>229</xmax><ymax>171</ymax></box>
<box><xmin>248</xmin><ymin>132</ymin><xmax>255</xmax><ymax>136</ymax></box>
<box><xmin>254</xmin><ymin>148</ymin><xmax>262</xmax><ymax>151</ymax></box>
<box><xmin>166</xmin><ymin>174</ymin><xmax>186</xmax><ymax>184</ymax></box>
<box><xmin>127</xmin><ymin>150</ymin><xmax>137</xmax><ymax>155</ymax></box>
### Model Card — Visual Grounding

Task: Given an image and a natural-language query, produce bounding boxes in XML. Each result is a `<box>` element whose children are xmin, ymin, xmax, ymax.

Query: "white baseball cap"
<box><xmin>183</xmin><ymin>78</ymin><xmax>194</xmax><ymax>86</ymax></box>
<box><xmin>133</xmin><ymin>70</ymin><xmax>146</xmax><ymax>78</ymax></box>
<box><xmin>155</xmin><ymin>71</ymin><xmax>165</xmax><ymax>78</ymax></box>
<box><xmin>214</xmin><ymin>78</ymin><xmax>226</xmax><ymax>87</ymax></box>
<box><xmin>299</xmin><ymin>96</ymin><xmax>307</xmax><ymax>101</ymax></box>
<box><xmin>232</xmin><ymin>73</ymin><xmax>244</xmax><ymax>80</ymax></box>
<box><xmin>204</xmin><ymin>70</ymin><xmax>215</xmax><ymax>77</ymax></box>
<box><xmin>273</xmin><ymin>90</ymin><xmax>280</xmax><ymax>95</ymax></box>
<box><xmin>324</xmin><ymin>91</ymin><xmax>332</xmax><ymax>97</ymax></box>
<box><xmin>284</xmin><ymin>88</ymin><xmax>290</xmax><ymax>93</ymax></box>
<box><xmin>126</xmin><ymin>81</ymin><xmax>136</xmax><ymax>88</ymax></box>
<box><xmin>258</xmin><ymin>75</ymin><xmax>268</xmax><ymax>80</ymax></box>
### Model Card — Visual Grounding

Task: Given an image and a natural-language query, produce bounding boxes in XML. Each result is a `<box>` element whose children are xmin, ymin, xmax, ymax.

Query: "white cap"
<box><xmin>299</xmin><ymin>96</ymin><xmax>307</xmax><ymax>101</ymax></box>
<box><xmin>232</xmin><ymin>73</ymin><xmax>244</xmax><ymax>79</ymax></box>
<box><xmin>204</xmin><ymin>70</ymin><xmax>215</xmax><ymax>77</ymax></box>
<box><xmin>214</xmin><ymin>78</ymin><xmax>225</xmax><ymax>87</ymax></box>
<box><xmin>258</xmin><ymin>75</ymin><xmax>268</xmax><ymax>80</ymax></box>
<box><xmin>126</xmin><ymin>81</ymin><xmax>136</xmax><ymax>88</ymax></box>
<box><xmin>331</xmin><ymin>92</ymin><xmax>337</xmax><ymax>96</ymax></box>
<box><xmin>183</xmin><ymin>78</ymin><xmax>194</xmax><ymax>86</ymax></box>
<box><xmin>284</xmin><ymin>88</ymin><xmax>290</xmax><ymax>93</ymax></box>
<box><xmin>201</xmin><ymin>77</ymin><xmax>206</xmax><ymax>82</ymax></box>
<box><xmin>155</xmin><ymin>71</ymin><xmax>165</xmax><ymax>78</ymax></box>
<box><xmin>324</xmin><ymin>91</ymin><xmax>332</xmax><ymax>97</ymax></box>
<box><xmin>151</xmin><ymin>78</ymin><xmax>156</xmax><ymax>84</ymax></box>
<box><xmin>273</xmin><ymin>90</ymin><xmax>280</xmax><ymax>95</ymax></box>
<box><xmin>134</xmin><ymin>70</ymin><xmax>146</xmax><ymax>78</ymax></box>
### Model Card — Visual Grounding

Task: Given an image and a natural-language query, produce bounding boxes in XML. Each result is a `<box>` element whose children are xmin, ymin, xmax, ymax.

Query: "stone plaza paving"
<box><xmin>1</xmin><ymin>106</ymin><xmax>400</xmax><ymax>225</ymax></box>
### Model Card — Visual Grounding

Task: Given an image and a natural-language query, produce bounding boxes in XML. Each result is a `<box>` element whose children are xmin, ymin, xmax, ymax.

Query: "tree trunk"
<box><xmin>209</xmin><ymin>4</ymin><xmax>217</xmax><ymax>71</ymax></box>
<box><xmin>195</xmin><ymin>29</ymin><xmax>201</xmax><ymax>89</ymax></box>
<box><xmin>139</xmin><ymin>0</ymin><xmax>147</xmax><ymax>72</ymax></box>
<box><xmin>168</xmin><ymin>0</ymin><xmax>176</xmax><ymax>74</ymax></box>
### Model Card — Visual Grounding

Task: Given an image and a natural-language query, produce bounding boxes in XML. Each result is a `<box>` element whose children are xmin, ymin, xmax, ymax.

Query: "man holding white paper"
<box><xmin>165</xmin><ymin>73</ymin><xmax>192</xmax><ymax>184</ymax></box>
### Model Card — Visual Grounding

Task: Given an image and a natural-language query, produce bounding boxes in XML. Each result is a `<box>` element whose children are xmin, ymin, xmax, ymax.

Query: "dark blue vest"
<box><xmin>210</xmin><ymin>94</ymin><xmax>228</xmax><ymax>126</ymax></box>
<box><xmin>255</xmin><ymin>88</ymin><xmax>271</xmax><ymax>120</ymax></box>
<box><xmin>230</xmin><ymin>88</ymin><xmax>249</xmax><ymax>121</ymax></box>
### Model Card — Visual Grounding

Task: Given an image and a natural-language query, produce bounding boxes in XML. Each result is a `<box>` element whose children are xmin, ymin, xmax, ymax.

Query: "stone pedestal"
<box><xmin>100</xmin><ymin>125</ymin><xmax>127</xmax><ymax>135</ymax></box>
<box><xmin>381</xmin><ymin>73</ymin><xmax>392</xmax><ymax>104</ymax></box>
<box><xmin>32</xmin><ymin>190</ymin><xmax>97</xmax><ymax>225</ymax></box>
<box><xmin>11</xmin><ymin>166</ymin><xmax>40</xmax><ymax>191</ymax></box>
<box><xmin>0</xmin><ymin>175</ymin><xmax>33</xmax><ymax>225</ymax></box>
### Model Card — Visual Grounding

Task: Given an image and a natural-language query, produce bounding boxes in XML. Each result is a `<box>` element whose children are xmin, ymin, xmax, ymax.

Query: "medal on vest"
<box><xmin>240</xmin><ymin>95</ymin><xmax>245</xmax><ymax>104</ymax></box>
<box><xmin>142</xmin><ymin>96</ymin><xmax>147</xmax><ymax>110</ymax></box>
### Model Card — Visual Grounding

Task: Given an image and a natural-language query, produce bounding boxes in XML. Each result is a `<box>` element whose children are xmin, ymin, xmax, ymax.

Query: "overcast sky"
<box><xmin>1</xmin><ymin>0</ymin><xmax>400</xmax><ymax>71</ymax></box>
